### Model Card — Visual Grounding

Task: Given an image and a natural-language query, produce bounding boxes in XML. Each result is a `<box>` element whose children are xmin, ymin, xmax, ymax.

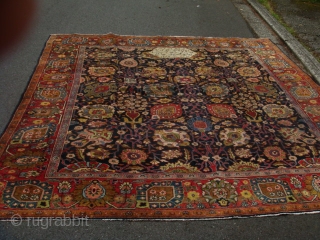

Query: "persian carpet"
<box><xmin>1</xmin><ymin>34</ymin><xmax>320</xmax><ymax>220</ymax></box>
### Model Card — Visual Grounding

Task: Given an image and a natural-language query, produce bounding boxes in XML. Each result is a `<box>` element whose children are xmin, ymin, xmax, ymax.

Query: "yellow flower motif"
<box><xmin>33</xmin><ymin>119</ymin><xmax>44</xmax><ymax>124</ymax></box>
<box><xmin>184</xmin><ymin>182</ymin><xmax>191</xmax><ymax>186</ymax></box>
<box><xmin>187</xmin><ymin>191</ymin><xmax>200</xmax><ymax>201</ymax></box>
<box><xmin>157</xmin><ymin>98</ymin><xmax>172</xmax><ymax>104</ymax></box>
<box><xmin>217</xmin><ymin>199</ymin><xmax>229</xmax><ymax>207</ymax></box>
<box><xmin>301</xmin><ymin>189</ymin><xmax>311</xmax><ymax>198</ymax></box>
<box><xmin>62</xmin><ymin>195</ymin><xmax>73</xmax><ymax>204</ymax></box>
<box><xmin>242</xmin><ymin>180</ymin><xmax>249</xmax><ymax>185</ymax></box>
<box><xmin>240</xmin><ymin>190</ymin><xmax>252</xmax><ymax>199</ymax></box>
<box><xmin>40</xmin><ymin>102</ymin><xmax>50</xmax><ymax>106</ymax></box>
<box><xmin>211</xmin><ymin>98</ymin><xmax>222</xmax><ymax>103</ymax></box>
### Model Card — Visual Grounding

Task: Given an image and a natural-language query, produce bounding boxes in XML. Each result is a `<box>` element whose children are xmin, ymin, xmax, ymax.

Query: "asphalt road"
<box><xmin>0</xmin><ymin>0</ymin><xmax>319</xmax><ymax>239</ymax></box>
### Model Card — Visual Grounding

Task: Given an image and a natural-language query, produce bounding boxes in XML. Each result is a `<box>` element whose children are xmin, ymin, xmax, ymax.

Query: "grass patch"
<box><xmin>305</xmin><ymin>0</ymin><xmax>320</xmax><ymax>3</ymax></box>
<box><xmin>257</xmin><ymin>0</ymin><xmax>320</xmax><ymax>63</ymax></box>
<box><xmin>257</xmin><ymin>0</ymin><xmax>295</xmax><ymax>34</ymax></box>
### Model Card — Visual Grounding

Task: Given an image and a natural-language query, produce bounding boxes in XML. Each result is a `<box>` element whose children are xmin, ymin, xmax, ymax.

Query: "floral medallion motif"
<box><xmin>263</xmin><ymin>146</ymin><xmax>286</xmax><ymax>161</ymax></box>
<box><xmin>136</xmin><ymin>181</ymin><xmax>183</xmax><ymax>209</ymax></box>
<box><xmin>143</xmin><ymin>84</ymin><xmax>175</xmax><ymax>98</ymax></box>
<box><xmin>187</xmin><ymin>117</ymin><xmax>212</xmax><ymax>132</ymax></box>
<box><xmin>237</xmin><ymin>67</ymin><xmax>261</xmax><ymax>77</ymax></box>
<box><xmin>153</xmin><ymin>129</ymin><xmax>190</xmax><ymax>147</ymax></box>
<box><xmin>290</xmin><ymin>86</ymin><xmax>318</xmax><ymax>100</ymax></box>
<box><xmin>202</xmin><ymin>84</ymin><xmax>229</xmax><ymax>97</ymax></box>
<box><xmin>78</xmin><ymin>105</ymin><xmax>115</xmax><ymax>119</ymax></box>
<box><xmin>305</xmin><ymin>105</ymin><xmax>320</xmax><ymax>116</ymax></box>
<box><xmin>88</xmin><ymin>67</ymin><xmax>116</xmax><ymax>76</ymax></box>
<box><xmin>35</xmin><ymin>87</ymin><xmax>67</xmax><ymax>102</ymax></box>
<box><xmin>263</xmin><ymin>104</ymin><xmax>294</xmax><ymax>118</ymax></box>
<box><xmin>219</xmin><ymin>128</ymin><xmax>250</xmax><ymax>146</ymax></box>
<box><xmin>305</xmin><ymin>175</ymin><xmax>320</xmax><ymax>199</ymax></box>
<box><xmin>160</xmin><ymin>161</ymin><xmax>199</xmax><ymax>173</ymax></box>
<box><xmin>83</xmin><ymin>83</ymin><xmax>117</xmax><ymax>98</ymax></box>
<box><xmin>202</xmin><ymin>179</ymin><xmax>238</xmax><ymax>207</ymax></box>
<box><xmin>3</xmin><ymin>151</ymin><xmax>46</xmax><ymax>170</ymax></box>
<box><xmin>120</xmin><ymin>149</ymin><xmax>148</xmax><ymax>165</ymax></box>
<box><xmin>206</xmin><ymin>104</ymin><xmax>237</xmax><ymax>118</ymax></box>
<box><xmin>250</xmin><ymin>178</ymin><xmax>296</xmax><ymax>204</ymax></box>
<box><xmin>11</xmin><ymin>123</ymin><xmax>56</xmax><ymax>144</ymax></box>
<box><xmin>120</xmin><ymin>58</ymin><xmax>138</xmax><ymax>68</ymax></box>
<box><xmin>141</xmin><ymin>67</ymin><xmax>166</xmax><ymax>78</ymax></box>
<box><xmin>72</xmin><ymin>180</ymin><xmax>116</xmax><ymax>208</ymax></box>
<box><xmin>3</xmin><ymin>180</ymin><xmax>53</xmax><ymax>208</ymax></box>
<box><xmin>150</xmin><ymin>104</ymin><xmax>182</xmax><ymax>119</ymax></box>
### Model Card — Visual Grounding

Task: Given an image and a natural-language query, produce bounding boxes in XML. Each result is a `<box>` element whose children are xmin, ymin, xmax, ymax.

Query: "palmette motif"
<box><xmin>1</xmin><ymin>34</ymin><xmax>320</xmax><ymax>219</ymax></box>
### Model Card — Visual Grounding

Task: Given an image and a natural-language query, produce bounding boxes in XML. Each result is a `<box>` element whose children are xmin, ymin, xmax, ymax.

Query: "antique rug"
<box><xmin>1</xmin><ymin>34</ymin><xmax>320</xmax><ymax>220</ymax></box>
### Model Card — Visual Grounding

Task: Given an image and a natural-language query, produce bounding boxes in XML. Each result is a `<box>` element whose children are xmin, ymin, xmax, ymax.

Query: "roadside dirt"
<box><xmin>269</xmin><ymin>0</ymin><xmax>320</xmax><ymax>61</ymax></box>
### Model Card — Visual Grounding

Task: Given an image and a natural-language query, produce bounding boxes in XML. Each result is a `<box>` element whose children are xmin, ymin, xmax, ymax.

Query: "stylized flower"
<box><xmin>22</xmin><ymin>171</ymin><xmax>40</xmax><ymax>178</ymax></box>
<box><xmin>235</xmin><ymin>148</ymin><xmax>252</xmax><ymax>158</ymax></box>
<box><xmin>219</xmin><ymin>128</ymin><xmax>250</xmax><ymax>147</ymax></box>
<box><xmin>88</xmin><ymin>66</ymin><xmax>116</xmax><ymax>76</ymax></box>
<box><xmin>58</xmin><ymin>181</ymin><xmax>72</xmax><ymax>193</ymax></box>
<box><xmin>62</xmin><ymin>195</ymin><xmax>73</xmax><ymax>204</ymax></box>
<box><xmin>120</xmin><ymin>58</ymin><xmax>138</xmax><ymax>67</ymax></box>
<box><xmin>195</xmin><ymin>66</ymin><xmax>213</xmax><ymax>76</ymax></box>
<box><xmin>157</xmin><ymin>98</ymin><xmax>172</xmax><ymax>104</ymax></box>
<box><xmin>290</xmin><ymin>177</ymin><xmax>302</xmax><ymax>188</ymax></box>
<box><xmin>66</xmin><ymin>153</ymin><xmax>75</xmax><ymax>158</ymax></box>
<box><xmin>72</xmin><ymin>180</ymin><xmax>116</xmax><ymax>208</ymax></box>
<box><xmin>3</xmin><ymin>151</ymin><xmax>46</xmax><ymax>170</ymax></box>
<box><xmin>114</xmin><ymin>195</ymin><xmax>126</xmax><ymax>203</ymax></box>
<box><xmin>202</xmin><ymin>178</ymin><xmax>237</xmax><ymax>207</ymax></box>
<box><xmin>264</xmin><ymin>146</ymin><xmax>286</xmax><ymax>161</ymax></box>
<box><xmin>161</xmin><ymin>150</ymin><xmax>182</xmax><ymax>159</ymax></box>
<box><xmin>160</xmin><ymin>161</ymin><xmax>199</xmax><ymax>173</ymax></box>
<box><xmin>240</xmin><ymin>190</ymin><xmax>253</xmax><ymax>199</ymax></box>
<box><xmin>187</xmin><ymin>191</ymin><xmax>200</xmax><ymax>201</ymax></box>
<box><xmin>214</xmin><ymin>59</ymin><xmax>229</xmax><ymax>67</ymax></box>
<box><xmin>292</xmin><ymin>146</ymin><xmax>309</xmax><ymax>156</ymax></box>
<box><xmin>87</xmin><ymin>120</ymin><xmax>108</xmax><ymax>128</ymax></box>
<box><xmin>120</xmin><ymin>182</ymin><xmax>133</xmax><ymax>194</ymax></box>
<box><xmin>228</xmin><ymin>161</ymin><xmax>259</xmax><ymax>172</ymax></box>
<box><xmin>86</xmin><ymin>148</ymin><xmax>110</xmax><ymax>160</ymax></box>
<box><xmin>305</xmin><ymin>175</ymin><xmax>320</xmax><ymax>199</ymax></box>
<box><xmin>187</xmin><ymin>117</ymin><xmax>212</xmax><ymax>132</ymax></box>
<box><xmin>237</xmin><ymin>66</ymin><xmax>261</xmax><ymax>77</ymax></box>
<box><xmin>120</xmin><ymin>149</ymin><xmax>148</xmax><ymax>165</ymax></box>
<box><xmin>202</xmin><ymin>84</ymin><xmax>229</xmax><ymax>97</ymax></box>
<box><xmin>141</xmin><ymin>67</ymin><xmax>166</xmax><ymax>78</ymax></box>
<box><xmin>263</xmin><ymin>104</ymin><xmax>294</xmax><ymax>118</ymax></box>
<box><xmin>78</xmin><ymin>104</ymin><xmax>115</xmax><ymax>119</ymax></box>
<box><xmin>278</xmin><ymin>120</ymin><xmax>292</xmax><ymax>126</ymax></box>
<box><xmin>305</xmin><ymin>105</ymin><xmax>320</xmax><ymax>117</ymax></box>
<box><xmin>200</xmin><ymin>156</ymin><xmax>210</xmax><ymax>162</ymax></box>
<box><xmin>153</xmin><ymin>129</ymin><xmax>190</xmax><ymax>147</ymax></box>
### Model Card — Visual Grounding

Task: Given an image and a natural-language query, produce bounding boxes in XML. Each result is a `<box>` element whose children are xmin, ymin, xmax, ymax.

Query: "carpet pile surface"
<box><xmin>1</xmin><ymin>34</ymin><xmax>320</xmax><ymax>219</ymax></box>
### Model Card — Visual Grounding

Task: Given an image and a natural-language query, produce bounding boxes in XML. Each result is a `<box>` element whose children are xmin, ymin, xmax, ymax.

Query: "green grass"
<box><xmin>258</xmin><ymin>0</ymin><xmax>320</xmax><ymax>62</ymax></box>
<box><xmin>306</xmin><ymin>0</ymin><xmax>320</xmax><ymax>3</ymax></box>
<box><xmin>257</xmin><ymin>0</ymin><xmax>295</xmax><ymax>34</ymax></box>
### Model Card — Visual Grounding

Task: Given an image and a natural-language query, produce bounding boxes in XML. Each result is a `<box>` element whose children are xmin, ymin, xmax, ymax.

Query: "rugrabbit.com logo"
<box><xmin>10</xmin><ymin>214</ymin><xmax>89</xmax><ymax>229</ymax></box>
